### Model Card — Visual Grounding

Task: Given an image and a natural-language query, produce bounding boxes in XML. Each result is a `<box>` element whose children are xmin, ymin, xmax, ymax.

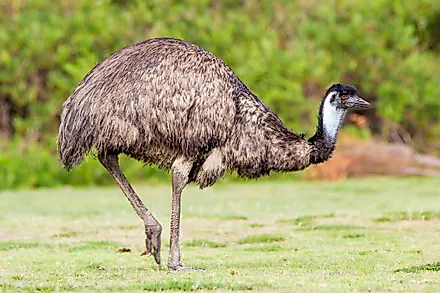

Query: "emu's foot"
<box><xmin>168</xmin><ymin>264</ymin><xmax>205</xmax><ymax>271</ymax></box>
<box><xmin>141</xmin><ymin>235</ymin><xmax>152</xmax><ymax>257</ymax></box>
<box><xmin>144</xmin><ymin>223</ymin><xmax>162</xmax><ymax>266</ymax></box>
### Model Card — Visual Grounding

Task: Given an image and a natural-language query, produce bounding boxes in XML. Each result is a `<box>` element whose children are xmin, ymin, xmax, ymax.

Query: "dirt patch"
<box><xmin>116</xmin><ymin>247</ymin><xmax>132</xmax><ymax>253</ymax></box>
<box><xmin>306</xmin><ymin>137</ymin><xmax>440</xmax><ymax>180</ymax></box>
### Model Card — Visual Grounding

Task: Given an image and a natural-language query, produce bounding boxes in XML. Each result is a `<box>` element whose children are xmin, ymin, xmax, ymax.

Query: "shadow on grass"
<box><xmin>395</xmin><ymin>262</ymin><xmax>440</xmax><ymax>273</ymax></box>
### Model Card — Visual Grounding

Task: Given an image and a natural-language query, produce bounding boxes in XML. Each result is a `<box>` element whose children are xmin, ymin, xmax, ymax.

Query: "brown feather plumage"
<box><xmin>58</xmin><ymin>37</ymin><xmax>313</xmax><ymax>188</ymax></box>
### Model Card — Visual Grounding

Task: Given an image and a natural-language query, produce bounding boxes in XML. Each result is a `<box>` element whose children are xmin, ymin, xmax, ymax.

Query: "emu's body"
<box><xmin>58</xmin><ymin>37</ymin><xmax>368</xmax><ymax>270</ymax></box>
<box><xmin>59</xmin><ymin>38</ymin><xmax>314</xmax><ymax>181</ymax></box>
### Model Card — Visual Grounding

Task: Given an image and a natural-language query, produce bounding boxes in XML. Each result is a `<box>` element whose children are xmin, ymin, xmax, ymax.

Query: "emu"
<box><xmin>57</xmin><ymin>37</ymin><xmax>369</xmax><ymax>270</ymax></box>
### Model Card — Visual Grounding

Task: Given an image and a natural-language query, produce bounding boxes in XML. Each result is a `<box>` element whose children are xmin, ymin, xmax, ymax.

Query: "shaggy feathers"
<box><xmin>58</xmin><ymin>38</ymin><xmax>332</xmax><ymax>187</ymax></box>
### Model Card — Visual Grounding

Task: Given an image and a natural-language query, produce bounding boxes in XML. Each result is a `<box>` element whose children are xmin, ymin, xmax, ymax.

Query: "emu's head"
<box><xmin>319</xmin><ymin>84</ymin><xmax>370</xmax><ymax>141</ymax></box>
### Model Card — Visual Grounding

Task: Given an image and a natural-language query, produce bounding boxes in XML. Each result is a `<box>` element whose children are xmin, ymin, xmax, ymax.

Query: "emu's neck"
<box><xmin>308</xmin><ymin>98</ymin><xmax>346</xmax><ymax>164</ymax></box>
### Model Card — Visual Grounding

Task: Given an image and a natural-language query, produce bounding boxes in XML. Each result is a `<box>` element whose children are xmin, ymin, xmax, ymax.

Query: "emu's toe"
<box><xmin>144</xmin><ymin>223</ymin><xmax>162</xmax><ymax>266</ymax></box>
<box><xmin>140</xmin><ymin>250</ymin><xmax>151</xmax><ymax>256</ymax></box>
<box><xmin>145</xmin><ymin>236</ymin><xmax>153</xmax><ymax>255</ymax></box>
<box><xmin>140</xmin><ymin>231</ymin><xmax>153</xmax><ymax>256</ymax></box>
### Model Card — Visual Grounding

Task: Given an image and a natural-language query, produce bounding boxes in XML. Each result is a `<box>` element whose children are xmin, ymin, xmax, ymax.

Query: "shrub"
<box><xmin>0</xmin><ymin>0</ymin><xmax>439</xmax><ymax>189</ymax></box>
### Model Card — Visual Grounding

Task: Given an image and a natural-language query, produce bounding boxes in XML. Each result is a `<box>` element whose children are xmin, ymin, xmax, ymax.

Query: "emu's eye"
<box><xmin>341</xmin><ymin>95</ymin><xmax>347</xmax><ymax>100</ymax></box>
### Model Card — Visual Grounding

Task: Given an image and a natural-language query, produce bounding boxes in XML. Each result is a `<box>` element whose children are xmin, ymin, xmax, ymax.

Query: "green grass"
<box><xmin>1</xmin><ymin>177</ymin><xmax>440</xmax><ymax>292</ymax></box>
<box><xmin>237</xmin><ymin>234</ymin><xmax>285</xmax><ymax>244</ymax></box>
<box><xmin>374</xmin><ymin>210</ymin><xmax>440</xmax><ymax>222</ymax></box>
<box><xmin>395</xmin><ymin>262</ymin><xmax>440</xmax><ymax>273</ymax></box>
<box><xmin>184</xmin><ymin>239</ymin><xmax>227</xmax><ymax>248</ymax></box>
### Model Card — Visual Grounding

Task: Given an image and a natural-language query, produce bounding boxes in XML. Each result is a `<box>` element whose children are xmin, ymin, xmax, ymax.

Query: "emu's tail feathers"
<box><xmin>57</xmin><ymin>101</ymin><xmax>94</xmax><ymax>171</ymax></box>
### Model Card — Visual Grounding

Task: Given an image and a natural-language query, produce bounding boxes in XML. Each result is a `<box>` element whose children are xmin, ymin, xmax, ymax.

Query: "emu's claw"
<box><xmin>145</xmin><ymin>224</ymin><xmax>162</xmax><ymax>267</ymax></box>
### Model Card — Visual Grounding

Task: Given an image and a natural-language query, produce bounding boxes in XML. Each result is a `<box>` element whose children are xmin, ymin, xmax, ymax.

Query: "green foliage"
<box><xmin>0</xmin><ymin>141</ymin><xmax>169</xmax><ymax>190</ymax></box>
<box><xmin>1</xmin><ymin>0</ymin><xmax>440</xmax><ymax>189</ymax></box>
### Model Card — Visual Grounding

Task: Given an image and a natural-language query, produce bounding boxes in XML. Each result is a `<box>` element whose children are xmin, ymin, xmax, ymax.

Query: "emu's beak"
<box><xmin>345</xmin><ymin>95</ymin><xmax>370</xmax><ymax>109</ymax></box>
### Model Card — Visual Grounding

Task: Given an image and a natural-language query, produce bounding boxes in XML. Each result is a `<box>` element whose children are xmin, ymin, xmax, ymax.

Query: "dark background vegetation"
<box><xmin>0</xmin><ymin>0</ymin><xmax>439</xmax><ymax>190</ymax></box>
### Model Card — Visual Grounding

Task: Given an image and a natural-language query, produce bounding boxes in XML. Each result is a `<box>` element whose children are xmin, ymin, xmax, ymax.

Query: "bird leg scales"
<box><xmin>98</xmin><ymin>152</ymin><xmax>162</xmax><ymax>269</ymax></box>
<box><xmin>168</xmin><ymin>157</ymin><xmax>204</xmax><ymax>271</ymax></box>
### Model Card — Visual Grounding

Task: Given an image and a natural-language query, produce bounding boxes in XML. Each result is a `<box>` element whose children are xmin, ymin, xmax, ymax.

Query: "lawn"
<box><xmin>1</xmin><ymin>177</ymin><xmax>440</xmax><ymax>292</ymax></box>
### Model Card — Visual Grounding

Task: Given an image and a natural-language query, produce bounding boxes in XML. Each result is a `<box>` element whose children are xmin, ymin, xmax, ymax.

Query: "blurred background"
<box><xmin>0</xmin><ymin>0</ymin><xmax>439</xmax><ymax>190</ymax></box>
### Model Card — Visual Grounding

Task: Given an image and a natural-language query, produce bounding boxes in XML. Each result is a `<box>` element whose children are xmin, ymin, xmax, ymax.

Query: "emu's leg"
<box><xmin>98</xmin><ymin>153</ymin><xmax>162</xmax><ymax>268</ymax></box>
<box><xmin>168</xmin><ymin>157</ymin><xmax>203</xmax><ymax>270</ymax></box>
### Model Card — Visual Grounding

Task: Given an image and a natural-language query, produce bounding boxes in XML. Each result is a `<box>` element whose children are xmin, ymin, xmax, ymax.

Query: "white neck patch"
<box><xmin>322</xmin><ymin>91</ymin><xmax>346</xmax><ymax>142</ymax></box>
